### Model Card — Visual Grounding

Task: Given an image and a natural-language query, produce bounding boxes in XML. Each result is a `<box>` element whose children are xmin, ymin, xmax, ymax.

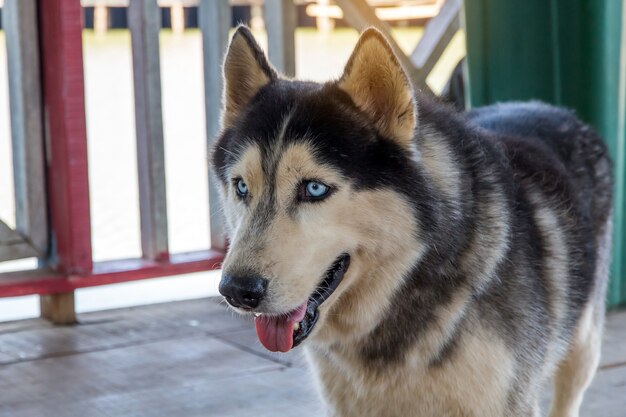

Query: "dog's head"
<box><xmin>211</xmin><ymin>27</ymin><xmax>424</xmax><ymax>352</ymax></box>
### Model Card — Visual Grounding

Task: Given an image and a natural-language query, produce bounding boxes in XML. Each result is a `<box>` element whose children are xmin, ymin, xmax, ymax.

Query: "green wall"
<box><xmin>464</xmin><ymin>0</ymin><xmax>626</xmax><ymax>307</ymax></box>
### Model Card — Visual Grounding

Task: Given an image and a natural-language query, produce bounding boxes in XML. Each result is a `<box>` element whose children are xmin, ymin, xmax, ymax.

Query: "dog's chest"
<box><xmin>307</xmin><ymin>333</ymin><xmax>516</xmax><ymax>417</ymax></box>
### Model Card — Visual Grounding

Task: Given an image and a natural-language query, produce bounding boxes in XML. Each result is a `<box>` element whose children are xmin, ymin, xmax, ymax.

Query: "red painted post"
<box><xmin>38</xmin><ymin>0</ymin><xmax>92</xmax><ymax>276</ymax></box>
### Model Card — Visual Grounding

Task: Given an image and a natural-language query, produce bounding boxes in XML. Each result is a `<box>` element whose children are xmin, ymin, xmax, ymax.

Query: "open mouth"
<box><xmin>254</xmin><ymin>253</ymin><xmax>350</xmax><ymax>352</ymax></box>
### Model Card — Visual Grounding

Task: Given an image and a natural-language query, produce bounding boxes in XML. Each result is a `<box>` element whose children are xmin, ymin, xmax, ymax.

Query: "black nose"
<box><xmin>219</xmin><ymin>274</ymin><xmax>268</xmax><ymax>309</ymax></box>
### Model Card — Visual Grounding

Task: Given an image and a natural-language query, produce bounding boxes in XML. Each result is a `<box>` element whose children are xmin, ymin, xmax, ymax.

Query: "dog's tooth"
<box><xmin>254</xmin><ymin>313</ymin><xmax>261</xmax><ymax>317</ymax></box>
<box><xmin>293</xmin><ymin>322</ymin><xmax>300</xmax><ymax>331</ymax></box>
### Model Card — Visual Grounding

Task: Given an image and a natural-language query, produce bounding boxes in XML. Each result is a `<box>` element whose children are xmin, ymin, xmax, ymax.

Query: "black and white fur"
<box><xmin>212</xmin><ymin>26</ymin><xmax>613</xmax><ymax>417</ymax></box>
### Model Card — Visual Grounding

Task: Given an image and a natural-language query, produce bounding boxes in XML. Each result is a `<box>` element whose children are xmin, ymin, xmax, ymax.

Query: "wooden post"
<box><xmin>39</xmin><ymin>0</ymin><xmax>93</xmax><ymax>324</ymax></box>
<box><xmin>4</xmin><ymin>0</ymin><xmax>48</xmax><ymax>257</ymax></box>
<box><xmin>264</xmin><ymin>0</ymin><xmax>296</xmax><ymax>77</ymax></box>
<box><xmin>250</xmin><ymin>4</ymin><xmax>265</xmax><ymax>32</ymax></box>
<box><xmin>128</xmin><ymin>0</ymin><xmax>170</xmax><ymax>261</ymax></box>
<box><xmin>315</xmin><ymin>0</ymin><xmax>335</xmax><ymax>33</ymax></box>
<box><xmin>40</xmin><ymin>292</ymin><xmax>76</xmax><ymax>325</ymax></box>
<box><xmin>170</xmin><ymin>2</ymin><xmax>185</xmax><ymax>34</ymax></box>
<box><xmin>94</xmin><ymin>3</ymin><xmax>109</xmax><ymax>35</ymax></box>
<box><xmin>199</xmin><ymin>0</ymin><xmax>229</xmax><ymax>251</ymax></box>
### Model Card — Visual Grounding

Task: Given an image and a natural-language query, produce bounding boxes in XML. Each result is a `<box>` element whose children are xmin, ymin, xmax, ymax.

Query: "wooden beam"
<box><xmin>4</xmin><ymin>0</ymin><xmax>48</xmax><ymax>257</ymax></box>
<box><xmin>0</xmin><ymin>220</ymin><xmax>38</xmax><ymax>262</ymax></box>
<box><xmin>0</xmin><ymin>221</ymin><xmax>22</xmax><ymax>245</ymax></box>
<box><xmin>410</xmin><ymin>0</ymin><xmax>461</xmax><ymax>85</ymax></box>
<box><xmin>199</xmin><ymin>0</ymin><xmax>229</xmax><ymax>251</ymax></box>
<box><xmin>38</xmin><ymin>0</ymin><xmax>92</xmax><ymax>324</ymax></box>
<box><xmin>0</xmin><ymin>249</ymin><xmax>224</xmax><ymax>298</ymax></box>
<box><xmin>0</xmin><ymin>242</ymin><xmax>38</xmax><ymax>263</ymax></box>
<box><xmin>40</xmin><ymin>292</ymin><xmax>77</xmax><ymax>325</ymax></box>
<box><xmin>129</xmin><ymin>0</ymin><xmax>170</xmax><ymax>261</ymax></box>
<box><xmin>264</xmin><ymin>0</ymin><xmax>296</xmax><ymax>77</ymax></box>
<box><xmin>39</xmin><ymin>0</ymin><xmax>93</xmax><ymax>275</ymax></box>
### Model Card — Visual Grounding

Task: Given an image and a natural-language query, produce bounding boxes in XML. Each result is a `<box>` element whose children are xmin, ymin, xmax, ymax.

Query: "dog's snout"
<box><xmin>219</xmin><ymin>274</ymin><xmax>268</xmax><ymax>309</ymax></box>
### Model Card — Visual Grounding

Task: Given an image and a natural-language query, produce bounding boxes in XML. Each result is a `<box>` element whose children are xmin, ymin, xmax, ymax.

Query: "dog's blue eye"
<box><xmin>236</xmin><ymin>179</ymin><xmax>248</xmax><ymax>197</ymax></box>
<box><xmin>305</xmin><ymin>181</ymin><xmax>329</xmax><ymax>199</ymax></box>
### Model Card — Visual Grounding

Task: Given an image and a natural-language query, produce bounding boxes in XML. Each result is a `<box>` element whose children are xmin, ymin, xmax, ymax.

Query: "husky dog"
<box><xmin>212</xmin><ymin>26</ymin><xmax>613</xmax><ymax>417</ymax></box>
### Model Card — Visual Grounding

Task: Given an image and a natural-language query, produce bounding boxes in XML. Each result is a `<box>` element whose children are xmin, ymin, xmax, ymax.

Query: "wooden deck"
<box><xmin>0</xmin><ymin>298</ymin><xmax>624</xmax><ymax>416</ymax></box>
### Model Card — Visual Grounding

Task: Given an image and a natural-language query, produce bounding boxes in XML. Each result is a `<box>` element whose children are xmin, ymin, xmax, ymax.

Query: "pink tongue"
<box><xmin>255</xmin><ymin>302</ymin><xmax>308</xmax><ymax>352</ymax></box>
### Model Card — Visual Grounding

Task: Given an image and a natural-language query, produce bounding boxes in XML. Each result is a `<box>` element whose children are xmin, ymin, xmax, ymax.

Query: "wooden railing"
<box><xmin>0</xmin><ymin>0</ymin><xmax>228</xmax><ymax>323</ymax></box>
<box><xmin>0</xmin><ymin>0</ymin><xmax>464</xmax><ymax>323</ymax></box>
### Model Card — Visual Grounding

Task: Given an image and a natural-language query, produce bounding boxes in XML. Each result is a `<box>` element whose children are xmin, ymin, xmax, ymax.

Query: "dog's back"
<box><xmin>469</xmin><ymin>101</ymin><xmax>612</xmax><ymax>314</ymax></box>
<box><xmin>468</xmin><ymin>101</ymin><xmax>613</xmax><ymax>416</ymax></box>
<box><xmin>469</xmin><ymin>101</ymin><xmax>612</xmax><ymax>237</ymax></box>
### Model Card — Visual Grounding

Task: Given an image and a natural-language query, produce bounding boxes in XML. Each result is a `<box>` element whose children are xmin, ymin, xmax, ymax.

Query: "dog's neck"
<box><xmin>308</xmin><ymin>117</ymin><xmax>511</xmax><ymax>372</ymax></box>
<box><xmin>310</xmin><ymin>243</ymin><xmax>426</xmax><ymax>349</ymax></box>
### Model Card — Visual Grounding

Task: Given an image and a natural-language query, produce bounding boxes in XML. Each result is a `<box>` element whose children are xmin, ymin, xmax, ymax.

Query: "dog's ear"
<box><xmin>338</xmin><ymin>28</ymin><xmax>416</xmax><ymax>147</ymax></box>
<box><xmin>222</xmin><ymin>26</ymin><xmax>277</xmax><ymax>128</ymax></box>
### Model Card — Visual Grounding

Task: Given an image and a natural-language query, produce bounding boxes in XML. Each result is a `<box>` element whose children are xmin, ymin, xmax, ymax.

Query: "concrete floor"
<box><xmin>0</xmin><ymin>298</ymin><xmax>624</xmax><ymax>417</ymax></box>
